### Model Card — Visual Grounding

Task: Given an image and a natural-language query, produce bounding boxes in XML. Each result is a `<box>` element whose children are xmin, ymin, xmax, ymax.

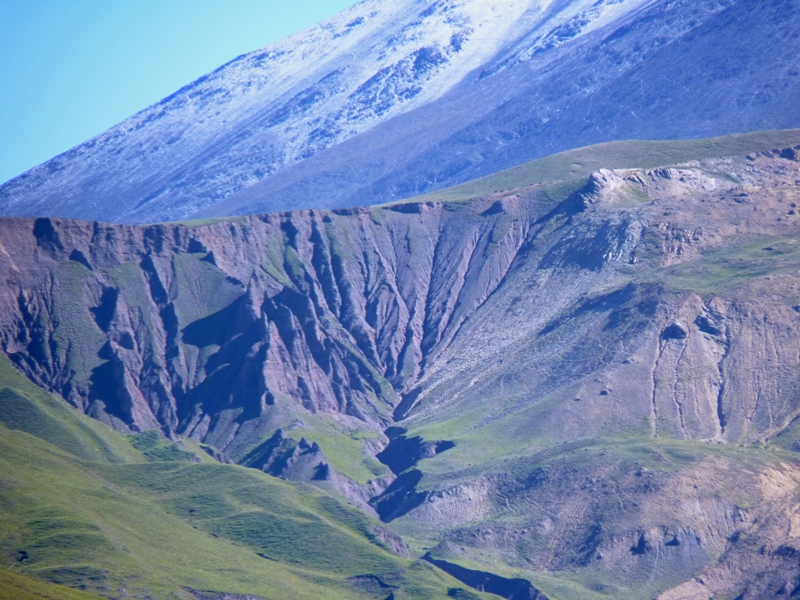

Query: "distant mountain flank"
<box><xmin>2</xmin><ymin>0</ymin><xmax>799</xmax><ymax>223</ymax></box>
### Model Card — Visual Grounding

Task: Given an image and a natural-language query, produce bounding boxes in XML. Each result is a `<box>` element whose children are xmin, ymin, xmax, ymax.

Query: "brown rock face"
<box><xmin>0</xmin><ymin>195</ymin><xmax>535</xmax><ymax>455</ymax></box>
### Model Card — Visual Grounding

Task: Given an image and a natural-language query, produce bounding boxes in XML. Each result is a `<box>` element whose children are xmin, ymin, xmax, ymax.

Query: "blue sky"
<box><xmin>0</xmin><ymin>0</ymin><xmax>355</xmax><ymax>184</ymax></box>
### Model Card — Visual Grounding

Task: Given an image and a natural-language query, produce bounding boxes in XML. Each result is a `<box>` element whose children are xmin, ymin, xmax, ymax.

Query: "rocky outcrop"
<box><xmin>0</xmin><ymin>193</ymin><xmax>536</xmax><ymax>454</ymax></box>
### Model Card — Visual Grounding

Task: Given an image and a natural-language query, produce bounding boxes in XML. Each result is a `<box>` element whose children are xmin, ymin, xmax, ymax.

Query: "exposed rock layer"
<box><xmin>0</xmin><ymin>190</ymin><xmax>538</xmax><ymax>453</ymax></box>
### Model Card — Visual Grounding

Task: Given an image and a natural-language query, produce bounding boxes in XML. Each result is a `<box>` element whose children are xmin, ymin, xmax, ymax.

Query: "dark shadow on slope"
<box><xmin>369</xmin><ymin>469</ymin><xmax>428</xmax><ymax>522</ymax></box>
<box><xmin>180</xmin><ymin>293</ymin><xmax>269</xmax><ymax>422</ymax></box>
<box><xmin>90</xmin><ymin>288</ymin><xmax>119</xmax><ymax>333</ymax></box>
<box><xmin>538</xmin><ymin>283</ymin><xmax>658</xmax><ymax>337</ymax></box>
<box><xmin>69</xmin><ymin>249</ymin><xmax>92</xmax><ymax>270</ymax></box>
<box><xmin>423</xmin><ymin>554</ymin><xmax>549</xmax><ymax>600</ymax></box>
<box><xmin>181</xmin><ymin>294</ymin><xmax>248</xmax><ymax>348</ymax></box>
<box><xmin>33</xmin><ymin>218</ymin><xmax>64</xmax><ymax>254</ymax></box>
<box><xmin>88</xmin><ymin>343</ymin><xmax>133</xmax><ymax>428</ymax></box>
<box><xmin>377</xmin><ymin>434</ymin><xmax>455</xmax><ymax>475</ymax></box>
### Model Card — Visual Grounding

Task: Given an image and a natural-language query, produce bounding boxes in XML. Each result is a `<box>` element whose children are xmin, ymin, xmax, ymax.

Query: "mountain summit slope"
<box><xmin>2</xmin><ymin>0</ymin><xmax>799</xmax><ymax>223</ymax></box>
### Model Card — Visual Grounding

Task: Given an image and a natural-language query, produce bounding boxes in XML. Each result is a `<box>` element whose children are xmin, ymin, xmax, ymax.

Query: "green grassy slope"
<box><xmin>405</xmin><ymin>128</ymin><xmax>800</xmax><ymax>205</ymax></box>
<box><xmin>0</xmin><ymin>353</ymin><xmax>469</xmax><ymax>599</ymax></box>
<box><xmin>0</xmin><ymin>566</ymin><xmax>102</xmax><ymax>600</ymax></box>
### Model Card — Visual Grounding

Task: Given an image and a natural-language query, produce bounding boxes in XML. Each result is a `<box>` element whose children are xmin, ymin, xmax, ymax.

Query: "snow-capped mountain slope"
<box><xmin>2</xmin><ymin>0</ymin><xmax>799</xmax><ymax>223</ymax></box>
<box><xmin>255</xmin><ymin>0</ymin><xmax>800</xmax><ymax>214</ymax></box>
<box><xmin>0</xmin><ymin>0</ymin><xmax>543</xmax><ymax>221</ymax></box>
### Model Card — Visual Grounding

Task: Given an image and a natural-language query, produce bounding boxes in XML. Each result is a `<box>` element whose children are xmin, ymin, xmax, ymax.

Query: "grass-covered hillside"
<box><xmin>0</xmin><ymin>566</ymin><xmax>103</xmax><ymax>600</ymax></box>
<box><xmin>0</xmin><ymin>353</ymin><xmax>482</xmax><ymax>599</ymax></box>
<box><xmin>408</xmin><ymin>128</ymin><xmax>800</xmax><ymax>205</ymax></box>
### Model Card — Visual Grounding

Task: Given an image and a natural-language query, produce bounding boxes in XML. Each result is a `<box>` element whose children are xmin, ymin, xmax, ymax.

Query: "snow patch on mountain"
<box><xmin>0</xmin><ymin>0</ymin><xmax>640</xmax><ymax>222</ymax></box>
<box><xmin>490</xmin><ymin>0</ymin><xmax>653</xmax><ymax>73</ymax></box>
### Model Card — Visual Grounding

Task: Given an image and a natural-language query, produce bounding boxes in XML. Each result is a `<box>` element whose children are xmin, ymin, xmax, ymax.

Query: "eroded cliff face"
<box><xmin>397</xmin><ymin>151</ymin><xmax>800</xmax><ymax>443</ymax></box>
<box><xmin>0</xmin><ymin>192</ymin><xmax>538</xmax><ymax>457</ymax></box>
<box><xmin>2</xmin><ymin>146</ymin><xmax>800</xmax><ymax>597</ymax></box>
